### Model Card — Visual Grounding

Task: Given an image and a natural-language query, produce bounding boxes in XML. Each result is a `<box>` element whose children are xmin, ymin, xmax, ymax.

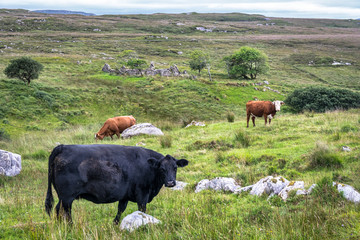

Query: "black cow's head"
<box><xmin>148</xmin><ymin>155</ymin><xmax>188</xmax><ymax>187</ymax></box>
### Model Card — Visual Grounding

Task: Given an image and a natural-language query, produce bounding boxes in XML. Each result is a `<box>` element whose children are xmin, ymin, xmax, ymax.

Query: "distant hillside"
<box><xmin>32</xmin><ymin>10</ymin><xmax>95</xmax><ymax>16</ymax></box>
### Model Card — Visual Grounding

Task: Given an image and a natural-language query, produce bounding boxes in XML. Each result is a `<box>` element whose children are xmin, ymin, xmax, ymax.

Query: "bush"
<box><xmin>226</xmin><ymin>112</ymin><xmax>235</xmax><ymax>122</ymax></box>
<box><xmin>160</xmin><ymin>135</ymin><xmax>172</xmax><ymax>148</ymax></box>
<box><xmin>285</xmin><ymin>86</ymin><xmax>360</xmax><ymax>113</ymax></box>
<box><xmin>311</xmin><ymin>176</ymin><xmax>345</xmax><ymax>205</ymax></box>
<box><xmin>234</xmin><ymin>130</ymin><xmax>251</xmax><ymax>147</ymax></box>
<box><xmin>307</xmin><ymin>141</ymin><xmax>343</xmax><ymax>169</ymax></box>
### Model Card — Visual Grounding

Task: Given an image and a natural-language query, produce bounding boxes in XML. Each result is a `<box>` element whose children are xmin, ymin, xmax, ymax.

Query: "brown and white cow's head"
<box><xmin>272</xmin><ymin>101</ymin><xmax>285</xmax><ymax>111</ymax></box>
<box><xmin>94</xmin><ymin>133</ymin><xmax>104</xmax><ymax>141</ymax></box>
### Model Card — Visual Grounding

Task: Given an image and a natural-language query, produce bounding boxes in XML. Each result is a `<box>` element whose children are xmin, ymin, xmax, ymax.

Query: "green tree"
<box><xmin>223</xmin><ymin>46</ymin><xmax>269</xmax><ymax>79</ymax></box>
<box><xmin>4</xmin><ymin>57</ymin><xmax>43</xmax><ymax>85</ymax></box>
<box><xmin>189</xmin><ymin>50</ymin><xmax>210</xmax><ymax>74</ymax></box>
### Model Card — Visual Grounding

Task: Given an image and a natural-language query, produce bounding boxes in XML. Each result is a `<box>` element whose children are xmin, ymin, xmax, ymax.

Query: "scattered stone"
<box><xmin>195</xmin><ymin>177</ymin><xmax>241</xmax><ymax>193</ymax></box>
<box><xmin>234</xmin><ymin>185</ymin><xmax>254</xmax><ymax>194</ymax></box>
<box><xmin>278</xmin><ymin>181</ymin><xmax>305</xmax><ymax>200</ymax></box>
<box><xmin>185</xmin><ymin>120</ymin><xmax>205</xmax><ymax>128</ymax></box>
<box><xmin>264</xmin><ymin>81</ymin><xmax>269</xmax><ymax>85</ymax></box>
<box><xmin>170</xmin><ymin>181</ymin><xmax>188</xmax><ymax>191</ymax></box>
<box><xmin>102</xmin><ymin>63</ymin><xmax>186</xmax><ymax>77</ymax></box>
<box><xmin>120</xmin><ymin>211</ymin><xmax>160</xmax><ymax>232</ymax></box>
<box><xmin>102</xmin><ymin>63</ymin><xmax>112</xmax><ymax>73</ymax></box>
<box><xmin>249</xmin><ymin>176</ymin><xmax>290</xmax><ymax>196</ymax></box>
<box><xmin>121</xmin><ymin>123</ymin><xmax>164</xmax><ymax>139</ymax></box>
<box><xmin>342</xmin><ymin>146</ymin><xmax>351</xmax><ymax>152</ymax></box>
<box><xmin>333</xmin><ymin>182</ymin><xmax>360</xmax><ymax>203</ymax></box>
<box><xmin>0</xmin><ymin>150</ymin><xmax>22</xmax><ymax>177</ymax></box>
<box><xmin>136</xmin><ymin>142</ymin><xmax>146</xmax><ymax>146</ymax></box>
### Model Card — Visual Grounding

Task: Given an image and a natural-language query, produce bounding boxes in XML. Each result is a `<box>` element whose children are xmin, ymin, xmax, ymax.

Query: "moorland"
<box><xmin>0</xmin><ymin>9</ymin><xmax>359</xmax><ymax>239</ymax></box>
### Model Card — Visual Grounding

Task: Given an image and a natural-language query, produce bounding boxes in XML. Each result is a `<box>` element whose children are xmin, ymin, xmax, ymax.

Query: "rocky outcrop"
<box><xmin>170</xmin><ymin>181</ymin><xmax>188</xmax><ymax>191</ymax></box>
<box><xmin>120</xmin><ymin>211</ymin><xmax>160</xmax><ymax>232</ymax></box>
<box><xmin>0</xmin><ymin>150</ymin><xmax>21</xmax><ymax>177</ymax></box>
<box><xmin>194</xmin><ymin>175</ymin><xmax>360</xmax><ymax>204</ymax></box>
<box><xmin>102</xmin><ymin>63</ymin><xmax>188</xmax><ymax>77</ymax></box>
<box><xmin>195</xmin><ymin>177</ymin><xmax>241</xmax><ymax>193</ymax></box>
<box><xmin>121</xmin><ymin>123</ymin><xmax>164</xmax><ymax>139</ymax></box>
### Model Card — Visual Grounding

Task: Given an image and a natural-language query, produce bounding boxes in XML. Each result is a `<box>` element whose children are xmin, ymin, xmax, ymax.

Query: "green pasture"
<box><xmin>0</xmin><ymin>9</ymin><xmax>359</xmax><ymax>239</ymax></box>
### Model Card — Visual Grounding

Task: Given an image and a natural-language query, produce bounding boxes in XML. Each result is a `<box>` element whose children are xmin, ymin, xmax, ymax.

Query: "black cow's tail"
<box><xmin>45</xmin><ymin>144</ymin><xmax>63</xmax><ymax>216</ymax></box>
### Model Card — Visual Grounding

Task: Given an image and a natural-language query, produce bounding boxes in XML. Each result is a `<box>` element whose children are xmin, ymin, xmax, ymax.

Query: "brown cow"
<box><xmin>246</xmin><ymin>101</ymin><xmax>284</xmax><ymax>128</ymax></box>
<box><xmin>95</xmin><ymin>116</ymin><xmax>136</xmax><ymax>140</ymax></box>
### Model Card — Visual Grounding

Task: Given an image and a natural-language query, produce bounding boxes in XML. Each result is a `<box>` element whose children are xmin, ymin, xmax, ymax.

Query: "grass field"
<box><xmin>0</xmin><ymin>9</ymin><xmax>359</xmax><ymax>239</ymax></box>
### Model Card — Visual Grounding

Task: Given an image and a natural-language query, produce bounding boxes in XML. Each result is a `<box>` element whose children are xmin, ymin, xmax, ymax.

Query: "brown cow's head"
<box><xmin>273</xmin><ymin>101</ymin><xmax>285</xmax><ymax>111</ymax></box>
<box><xmin>94</xmin><ymin>133</ymin><xmax>104</xmax><ymax>141</ymax></box>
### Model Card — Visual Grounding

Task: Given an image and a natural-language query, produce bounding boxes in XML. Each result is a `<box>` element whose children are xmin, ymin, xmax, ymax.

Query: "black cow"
<box><xmin>45</xmin><ymin>144</ymin><xmax>189</xmax><ymax>223</ymax></box>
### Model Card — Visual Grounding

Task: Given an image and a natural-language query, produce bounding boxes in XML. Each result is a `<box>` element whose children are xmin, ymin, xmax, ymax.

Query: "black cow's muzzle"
<box><xmin>165</xmin><ymin>180</ymin><xmax>176</xmax><ymax>187</ymax></box>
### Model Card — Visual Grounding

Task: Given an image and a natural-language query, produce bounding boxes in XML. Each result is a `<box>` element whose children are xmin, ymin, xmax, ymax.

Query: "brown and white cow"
<box><xmin>95</xmin><ymin>115</ymin><xmax>136</xmax><ymax>140</ymax></box>
<box><xmin>246</xmin><ymin>101</ymin><xmax>284</xmax><ymax>127</ymax></box>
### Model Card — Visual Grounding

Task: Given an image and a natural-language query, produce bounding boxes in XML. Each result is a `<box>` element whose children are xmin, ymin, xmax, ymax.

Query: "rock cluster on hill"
<box><xmin>193</xmin><ymin>175</ymin><xmax>360</xmax><ymax>203</ymax></box>
<box><xmin>0</xmin><ymin>150</ymin><xmax>21</xmax><ymax>177</ymax></box>
<box><xmin>102</xmin><ymin>63</ymin><xmax>189</xmax><ymax>77</ymax></box>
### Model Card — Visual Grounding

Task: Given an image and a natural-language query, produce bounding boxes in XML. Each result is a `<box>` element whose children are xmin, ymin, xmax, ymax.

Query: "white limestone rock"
<box><xmin>250</xmin><ymin>176</ymin><xmax>289</xmax><ymax>196</ymax></box>
<box><xmin>0</xmin><ymin>150</ymin><xmax>21</xmax><ymax>177</ymax></box>
<box><xmin>120</xmin><ymin>211</ymin><xmax>160</xmax><ymax>232</ymax></box>
<box><xmin>195</xmin><ymin>177</ymin><xmax>241</xmax><ymax>193</ymax></box>
<box><xmin>333</xmin><ymin>182</ymin><xmax>360</xmax><ymax>204</ymax></box>
<box><xmin>278</xmin><ymin>181</ymin><xmax>305</xmax><ymax>200</ymax></box>
<box><xmin>170</xmin><ymin>181</ymin><xmax>188</xmax><ymax>191</ymax></box>
<box><xmin>121</xmin><ymin>123</ymin><xmax>164</xmax><ymax>138</ymax></box>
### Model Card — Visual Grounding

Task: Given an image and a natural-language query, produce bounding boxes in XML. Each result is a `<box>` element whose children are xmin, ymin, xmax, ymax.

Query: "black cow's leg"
<box><xmin>114</xmin><ymin>200</ymin><xmax>128</xmax><ymax>225</ymax></box>
<box><xmin>62</xmin><ymin>201</ymin><xmax>73</xmax><ymax>223</ymax></box>
<box><xmin>56</xmin><ymin>200</ymin><xmax>73</xmax><ymax>223</ymax></box>
<box><xmin>252</xmin><ymin>116</ymin><xmax>256</xmax><ymax>127</ymax></box>
<box><xmin>137</xmin><ymin>203</ymin><xmax>147</xmax><ymax>213</ymax></box>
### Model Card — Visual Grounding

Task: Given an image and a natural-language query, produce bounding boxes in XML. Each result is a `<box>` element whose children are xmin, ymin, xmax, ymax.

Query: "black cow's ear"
<box><xmin>148</xmin><ymin>158</ymin><xmax>160</xmax><ymax>168</ymax></box>
<box><xmin>176</xmin><ymin>159</ymin><xmax>189</xmax><ymax>167</ymax></box>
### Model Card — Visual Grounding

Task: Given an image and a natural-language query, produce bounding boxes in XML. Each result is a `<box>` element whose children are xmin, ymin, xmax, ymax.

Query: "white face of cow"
<box><xmin>273</xmin><ymin>101</ymin><xmax>284</xmax><ymax>111</ymax></box>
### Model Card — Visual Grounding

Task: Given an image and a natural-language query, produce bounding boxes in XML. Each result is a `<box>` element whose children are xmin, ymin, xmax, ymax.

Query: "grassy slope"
<box><xmin>0</xmin><ymin>9</ymin><xmax>359</xmax><ymax>239</ymax></box>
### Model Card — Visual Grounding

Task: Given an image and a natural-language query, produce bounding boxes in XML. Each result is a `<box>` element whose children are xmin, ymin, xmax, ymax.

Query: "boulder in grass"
<box><xmin>250</xmin><ymin>176</ymin><xmax>289</xmax><ymax>196</ymax></box>
<box><xmin>195</xmin><ymin>177</ymin><xmax>241</xmax><ymax>193</ymax></box>
<box><xmin>278</xmin><ymin>181</ymin><xmax>305</xmax><ymax>200</ymax></box>
<box><xmin>170</xmin><ymin>181</ymin><xmax>188</xmax><ymax>191</ymax></box>
<box><xmin>0</xmin><ymin>150</ymin><xmax>21</xmax><ymax>177</ymax></box>
<box><xmin>121</xmin><ymin>123</ymin><xmax>164</xmax><ymax>139</ymax></box>
<box><xmin>120</xmin><ymin>211</ymin><xmax>160</xmax><ymax>232</ymax></box>
<box><xmin>333</xmin><ymin>182</ymin><xmax>360</xmax><ymax>204</ymax></box>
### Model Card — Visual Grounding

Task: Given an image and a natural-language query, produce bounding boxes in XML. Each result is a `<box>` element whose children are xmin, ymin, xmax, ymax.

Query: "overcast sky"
<box><xmin>1</xmin><ymin>0</ymin><xmax>360</xmax><ymax>19</ymax></box>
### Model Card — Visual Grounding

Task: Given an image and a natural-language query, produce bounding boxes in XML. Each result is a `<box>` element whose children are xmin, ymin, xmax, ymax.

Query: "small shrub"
<box><xmin>268</xmin><ymin>195</ymin><xmax>285</xmax><ymax>207</ymax></box>
<box><xmin>311</xmin><ymin>176</ymin><xmax>345</xmax><ymax>205</ymax></box>
<box><xmin>277</xmin><ymin>158</ymin><xmax>287</xmax><ymax>169</ymax></box>
<box><xmin>234</xmin><ymin>130</ymin><xmax>251</xmax><ymax>147</ymax></box>
<box><xmin>284</xmin><ymin>169</ymin><xmax>301</xmax><ymax>179</ymax></box>
<box><xmin>160</xmin><ymin>135</ymin><xmax>172</xmax><ymax>148</ymax></box>
<box><xmin>215</xmin><ymin>151</ymin><xmax>227</xmax><ymax>163</ymax></box>
<box><xmin>226</xmin><ymin>111</ymin><xmax>235</xmax><ymax>122</ymax></box>
<box><xmin>340</xmin><ymin>124</ymin><xmax>357</xmax><ymax>133</ymax></box>
<box><xmin>267</xmin><ymin>165</ymin><xmax>278</xmax><ymax>175</ymax></box>
<box><xmin>307</xmin><ymin>141</ymin><xmax>343</xmax><ymax>169</ymax></box>
<box><xmin>0</xmin><ymin>128</ymin><xmax>10</xmax><ymax>141</ymax></box>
